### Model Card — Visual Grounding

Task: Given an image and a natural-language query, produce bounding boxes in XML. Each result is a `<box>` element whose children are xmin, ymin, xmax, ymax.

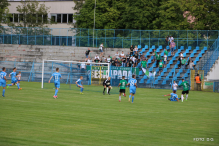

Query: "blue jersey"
<box><xmin>170</xmin><ymin>93</ymin><xmax>178</xmax><ymax>101</ymax></box>
<box><xmin>128</xmin><ymin>78</ymin><xmax>137</xmax><ymax>88</ymax></box>
<box><xmin>52</xmin><ymin>72</ymin><xmax>62</xmax><ymax>83</ymax></box>
<box><xmin>0</xmin><ymin>71</ymin><xmax>7</xmax><ymax>82</ymax></box>
<box><xmin>76</xmin><ymin>79</ymin><xmax>82</xmax><ymax>85</ymax></box>
<box><xmin>10</xmin><ymin>72</ymin><xmax>17</xmax><ymax>80</ymax></box>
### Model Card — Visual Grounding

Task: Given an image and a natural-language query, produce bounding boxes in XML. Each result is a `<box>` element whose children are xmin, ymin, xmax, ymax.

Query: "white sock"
<box><xmin>119</xmin><ymin>96</ymin><xmax>121</xmax><ymax>101</ymax></box>
<box><xmin>186</xmin><ymin>94</ymin><xmax>188</xmax><ymax>100</ymax></box>
<box><xmin>181</xmin><ymin>95</ymin><xmax>184</xmax><ymax>102</ymax></box>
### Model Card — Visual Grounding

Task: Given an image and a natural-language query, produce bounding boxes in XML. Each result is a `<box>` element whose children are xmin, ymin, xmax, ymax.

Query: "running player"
<box><xmin>172</xmin><ymin>80</ymin><xmax>177</xmax><ymax>92</ymax></box>
<box><xmin>0</xmin><ymin>67</ymin><xmax>7</xmax><ymax>97</ymax></box>
<box><xmin>118</xmin><ymin>76</ymin><xmax>128</xmax><ymax>102</ymax></box>
<box><xmin>178</xmin><ymin>78</ymin><xmax>191</xmax><ymax>102</ymax></box>
<box><xmin>76</xmin><ymin>76</ymin><xmax>84</xmax><ymax>94</ymax></box>
<box><xmin>126</xmin><ymin>74</ymin><xmax>137</xmax><ymax>103</ymax></box>
<box><xmin>164</xmin><ymin>90</ymin><xmax>180</xmax><ymax>102</ymax></box>
<box><xmin>48</xmin><ymin>68</ymin><xmax>62</xmax><ymax>99</ymax></box>
<box><xmin>7</xmin><ymin>67</ymin><xmax>22</xmax><ymax>90</ymax></box>
<box><xmin>103</xmin><ymin>77</ymin><xmax>111</xmax><ymax>95</ymax></box>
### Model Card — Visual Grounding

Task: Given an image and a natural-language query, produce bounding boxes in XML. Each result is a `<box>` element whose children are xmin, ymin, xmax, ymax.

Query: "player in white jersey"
<box><xmin>172</xmin><ymin>80</ymin><xmax>178</xmax><ymax>92</ymax></box>
<box><xmin>17</xmin><ymin>71</ymin><xmax>21</xmax><ymax>83</ymax></box>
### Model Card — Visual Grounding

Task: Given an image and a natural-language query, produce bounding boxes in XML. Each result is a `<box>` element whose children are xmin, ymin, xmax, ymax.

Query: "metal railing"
<box><xmin>0</xmin><ymin>26</ymin><xmax>218</xmax><ymax>49</ymax></box>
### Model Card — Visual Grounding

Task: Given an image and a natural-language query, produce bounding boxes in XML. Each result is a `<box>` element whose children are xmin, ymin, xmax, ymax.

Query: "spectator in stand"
<box><xmin>87</xmin><ymin>57</ymin><xmax>92</xmax><ymax>63</ymax></box>
<box><xmin>165</xmin><ymin>35</ymin><xmax>170</xmax><ymax>45</ymax></box>
<box><xmin>189</xmin><ymin>60</ymin><xmax>195</xmax><ymax>70</ymax></box>
<box><xmin>130</xmin><ymin>45</ymin><xmax>134</xmax><ymax>56</ymax></box>
<box><xmin>99</xmin><ymin>43</ymin><xmax>104</xmax><ymax>56</ymax></box>
<box><xmin>121</xmin><ymin>56</ymin><xmax>127</xmax><ymax>67</ymax></box>
<box><xmin>186</xmin><ymin>57</ymin><xmax>191</xmax><ymax>69</ymax></box>
<box><xmin>178</xmin><ymin>56</ymin><xmax>182</xmax><ymax>68</ymax></box>
<box><xmin>141</xmin><ymin>58</ymin><xmax>147</xmax><ymax>69</ymax></box>
<box><xmin>152</xmin><ymin>49</ymin><xmax>156</xmax><ymax>62</ymax></box>
<box><xmin>168</xmin><ymin>35</ymin><xmax>174</xmax><ymax>42</ymax></box>
<box><xmin>94</xmin><ymin>54</ymin><xmax>100</xmax><ymax>63</ymax></box>
<box><xmin>134</xmin><ymin>51</ymin><xmax>138</xmax><ymax>67</ymax></box>
<box><xmin>107</xmin><ymin>55</ymin><xmax>111</xmax><ymax>63</ymax></box>
<box><xmin>181</xmin><ymin>57</ymin><xmax>187</xmax><ymax>69</ymax></box>
<box><xmin>163</xmin><ymin>53</ymin><xmax>167</xmax><ymax>68</ymax></box>
<box><xmin>155</xmin><ymin>52</ymin><xmax>161</xmax><ymax>68</ymax></box>
<box><xmin>115</xmin><ymin>51</ymin><xmax>120</xmax><ymax>59</ymax></box>
<box><xmin>77</xmin><ymin>60</ymin><xmax>81</xmax><ymax>71</ymax></box>
<box><xmin>101</xmin><ymin>56</ymin><xmax>106</xmax><ymax>62</ymax></box>
<box><xmin>120</xmin><ymin>51</ymin><xmax>125</xmax><ymax>58</ymax></box>
<box><xmin>111</xmin><ymin>57</ymin><xmax>116</xmax><ymax>66</ymax></box>
<box><xmin>85</xmin><ymin>48</ymin><xmax>93</xmax><ymax>58</ymax></box>
<box><xmin>169</xmin><ymin>40</ymin><xmax>176</xmax><ymax>56</ymax></box>
<box><xmin>134</xmin><ymin>46</ymin><xmax>138</xmax><ymax>54</ymax></box>
<box><xmin>159</xmin><ymin>60</ymin><xmax>164</xmax><ymax>75</ymax></box>
<box><xmin>180</xmin><ymin>52</ymin><xmax>184</xmax><ymax>58</ymax></box>
<box><xmin>80</xmin><ymin>61</ymin><xmax>86</xmax><ymax>73</ymax></box>
<box><xmin>164</xmin><ymin>48</ymin><xmax>168</xmax><ymax>60</ymax></box>
<box><xmin>128</xmin><ymin>57</ymin><xmax>134</xmax><ymax>67</ymax></box>
<box><xmin>131</xmin><ymin>56</ymin><xmax>136</xmax><ymax>67</ymax></box>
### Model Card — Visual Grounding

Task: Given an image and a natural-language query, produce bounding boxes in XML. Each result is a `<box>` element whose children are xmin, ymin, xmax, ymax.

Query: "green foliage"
<box><xmin>0</xmin><ymin>0</ymin><xmax>13</xmax><ymax>27</ymax></box>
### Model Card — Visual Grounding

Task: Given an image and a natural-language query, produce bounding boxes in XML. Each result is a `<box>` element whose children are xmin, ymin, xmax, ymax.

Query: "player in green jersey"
<box><xmin>178</xmin><ymin>78</ymin><xmax>191</xmax><ymax>102</ymax></box>
<box><xmin>118</xmin><ymin>76</ymin><xmax>128</xmax><ymax>102</ymax></box>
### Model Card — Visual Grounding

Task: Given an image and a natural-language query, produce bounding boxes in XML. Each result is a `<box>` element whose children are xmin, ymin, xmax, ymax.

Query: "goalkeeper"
<box><xmin>103</xmin><ymin>77</ymin><xmax>112</xmax><ymax>95</ymax></box>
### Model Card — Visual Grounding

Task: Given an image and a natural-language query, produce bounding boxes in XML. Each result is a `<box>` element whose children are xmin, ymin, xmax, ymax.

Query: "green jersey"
<box><xmin>141</xmin><ymin>61</ymin><xmax>147</xmax><ymax>68</ymax></box>
<box><xmin>156</xmin><ymin>54</ymin><xmax>161</xmax><ymax>60</ymax></box>
<box><xmin>164</xmin><ymin>50</ymin><xmax>168</xmax><ymax>56</ymax></box>
<box><xmin>159</xmin><ymin>62</ymin><xmax>163</xmax><ymax>67</ymax></box>
<box><xmin>181</xmin><ymin>59</ymin><xmax>186</xmax><ymax>65</ymax></box>
<box><xmin>120</xmin><ymin>79</ymin><xmax>128</xmax><ymax>89</ymax></box>
<box><xmin>179</xmin><ymin>81</ymin><xmax>190</xmax><ymax>91</ymax></box>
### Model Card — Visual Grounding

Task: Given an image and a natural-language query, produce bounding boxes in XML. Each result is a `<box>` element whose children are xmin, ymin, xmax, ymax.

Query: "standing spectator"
<box><xmin>130</xmin><ymin>45</ymin><xmax>134</xmax><ymax>56</ymax></box>
<box><xmin>155</xmin><ymin>52</ymin><xmax>161</xmax><ymax>68</ymax></box>
<box><xmin>111</xmin><ymin>57</ymin><xmax>116</xmax><ymax>66</ymax></box>
<box><xmin>158</xmin><ymin>60</ymin><xmax>163</xmax><ymax>75</ymax></box>
<box><xmin>151</xmin><ymin>49</ymin><xmax>156</xmax><ymax>62</ymax></box>
<box><xmin>131</xmin><ymin>56</ymin><xmax>136</xmax><ymax>67</ymax></box>
<box><xmin>180</xmin><ymin>52</ymin><xmax>184</xmax><ymax>58</ymax></box>
<box><xmin>99</xmin><ymin>43</ymin><xmax>104</xmax><ymax>56</ymax></box>
<box><xmin>195</xmin><ymin>74</ymin><xmax>202</xmax><ymax>91</ymax></box>
<box><xmin>141</xmin><ymin>58</ymin><xmax>147</xmax><ymax>69</ymax></box>
<box><xmin>163</xmin><ymin>53</ymin><xmax>167</xmax><ymax>68</ymax></box>
<box><xmin>169</xmin><ymin>40</ymin><xmax>176</xmax><ymax>56</ymax></box>
<box><xmin>134</xmin><ymin>51</ymin><xmax>138</xmax><ymax>67</ymax></box>
<box><xmin>181</xmin><ymin>57</ymin><xmax>187</xmax><ymax>69</ymax></box>
<box><xmin>164</xmin><ymin>48</ymin><xmax>168</xmax><ymax>59</ymax></box>
<box><xmin>85</xmin><ymin>48</ymin><xmax>93</xmax><ymax>58</ymax></box>
<box><xmin>189</xmin><ymin>60</ymin><xmax>195</xmax><ymax>70</ymax></box>
<box><xmin>107</xmin><ymin>55</ymin><xmax>111</xmax><ymax>63</ymax></box>
<box><xmin>120</xmin><ymin>51</ymin><xmax>125</xmax><ymax>58</ymax></box>
<box><xmin>121</xmin><ymin>56</ymin><xmax>127</xmax><ymax>67</ymax></box>
<box><xmin>134</xmin><ymin>46</ymin><xmax>138</xmax><ymax>54</ymax></box>
<box><xmin>178</xmin><ymin>56</ymin><xmax>182</xmax><ymax>68</ymax></box>
<box><xmin>186</xmin><ymin>57</ymin><xmax>191</xmax><ymax>69</ymax></box>
<box><xmin>168</xmin><ymin>35</ymin><xmax>174</xmax><ymax>42</ymax></box>
<box><xmin>115</xmin><ymin>51</ymin><xmax>120</xmax><ymax>59</ymax></box>
<box><xmin>128</xmin><ymin>57</ymin><xmax>134</xmax><ymax>67</ymax></box>
<box><xmin>165</xmin><ymin>35</ymin><xmax>170</xmax><ymax>45</ymax></box>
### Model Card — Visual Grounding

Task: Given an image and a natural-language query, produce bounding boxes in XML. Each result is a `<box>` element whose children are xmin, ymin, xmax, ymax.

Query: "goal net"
<box><xmin>41</xmin><ymin>60</ymin><xmax>119</xmax><ymax>94</ymax></box>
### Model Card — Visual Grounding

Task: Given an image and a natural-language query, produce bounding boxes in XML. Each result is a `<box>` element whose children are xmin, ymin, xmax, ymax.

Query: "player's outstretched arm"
<box><xmin>135</xmin><ymin>83</ymin><xmax>138</xmax><ymax>88</ymax></box>
<box><xmin>176</xmin><ymin>98</ymin><xmax>179</xmax><ymax>102</ymax></box>
<box><xmin>126</xmin><ymin>83</ymin><xmax>130</xmax><ymax>86</ymax></box>
<box><xmin>48</xmin><ymin>76</ymin><xmax>53</xmax><ymax>83</ymax></box>
<box><xmin>164</xmin><ymin>94</ymin><xmax>171</xmax><ymax>96</ymax></box>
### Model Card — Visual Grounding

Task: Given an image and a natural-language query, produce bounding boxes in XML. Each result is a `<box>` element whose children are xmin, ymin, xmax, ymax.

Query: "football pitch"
<box><xmin>0</xmin><ymin>82</ymin><xmax>218</xmax><ymax>146</ymax></box>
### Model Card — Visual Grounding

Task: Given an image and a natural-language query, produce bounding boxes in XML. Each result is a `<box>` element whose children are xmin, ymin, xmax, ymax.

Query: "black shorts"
<box><xmin>182</xmin><ymin>90</ymin><xmax>189</xmax><ymax>95</ymax></box>
<box><xmin>119</xmin><ymin>89</ymin><xmax>125</xmax><ymax>93</ymax></box>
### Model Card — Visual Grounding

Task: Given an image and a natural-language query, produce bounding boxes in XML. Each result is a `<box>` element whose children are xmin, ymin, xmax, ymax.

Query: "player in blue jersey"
<box><xmin>126</xmin><ymin>74</ymin><xmax>138</xmax><ymax>103</ymax></box>
<box><xmin>75</xmin><ymin>76</ymin><xmax>84</xmax><ymax>94</ymax></box>
<box><xmin>164</xmin><ymin>90</ymin><xmax>180</xmax><ymax>102</ymax></box>
<box><xmin>7</xmin><ymin>67</ymin><xmax>22</xmax><ymax>90</ymax></box>
<box><xmin>0</xmin><ymin>67</ymin><xmax>7</xmax><ymax>97</ymax></box>
<box><xmin>48</xmin><ymin>68</ymin><xmax>62</xmax><ymax>99</ymax></box>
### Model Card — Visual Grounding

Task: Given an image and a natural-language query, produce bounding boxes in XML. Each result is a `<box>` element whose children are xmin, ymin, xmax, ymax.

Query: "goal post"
<box><xmin>41</xmin><ymin>59</ymin><xmax>110</xmax><ymax>89</ymax></box>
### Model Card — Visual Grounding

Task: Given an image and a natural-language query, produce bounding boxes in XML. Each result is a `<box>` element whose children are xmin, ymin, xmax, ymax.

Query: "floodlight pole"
<box><xmin>93</xmin><ymin>0</ymin><xmax>96</xmax><ymax>47</ymax></box>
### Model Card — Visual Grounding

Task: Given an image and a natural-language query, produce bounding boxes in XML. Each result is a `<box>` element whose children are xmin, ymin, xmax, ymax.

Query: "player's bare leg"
<box><xmin>103</xmin><ymin>85</ymin><xmax>106</xmax><ymax>95</ymax></box>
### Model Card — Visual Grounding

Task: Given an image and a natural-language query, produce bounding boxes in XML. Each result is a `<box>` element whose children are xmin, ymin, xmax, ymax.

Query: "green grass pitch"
<box><xmin>0</xmin><ymin>82</ymin><xmax>218</xmax><ymax>146</ymax></box>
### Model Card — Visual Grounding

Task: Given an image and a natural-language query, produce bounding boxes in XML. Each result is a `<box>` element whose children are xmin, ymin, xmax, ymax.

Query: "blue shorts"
<box><xmin>0</xmin><ymin>81</ymin><xmax>6</xmax><ymax>87</ymax></box>
<box><xmin>130</xmin><ymin>88</ymin><xmax>136</xmax><ymax>94</ymax></box>
<box><xmin>77</xmin><ymin>84</ymin><xmax>83</xmax><ymax>88</ymax></box>
<box><xmin>170</xmin><ymin>98</ymin><xmax>180</xmax><ymax>101</ymax></box>
<box><xmin>86</xmin><ymin>55</ymin><xmax>88</xmax><ymax>58</ymax></box>
<box><xmin>164</xmin><ymin>61</ymin><xmax>167</xmax><ymax>64</ymax></box>
<box><xmin>54</xmin><ymin>82</ymin><xmax>60</xmax><ymax>88</ymax></box>
<box><xmin>99</xmin><ymin>49</ymin><xmax>103</xmax><ymax>52</ymax></box>
<box><xmin>18</xmin><ymin>80</ymin><xmax>21</xmax><ymax>82</ymax></box>
<box><xmin>171</xmin><ymin>47</ymin><xmax>174</xmax><ymax>52</ymax></box>
<box><xmin>11</xmin><ymin>79</ymin><xmax>17</xmax><ymax>84</ymax></box>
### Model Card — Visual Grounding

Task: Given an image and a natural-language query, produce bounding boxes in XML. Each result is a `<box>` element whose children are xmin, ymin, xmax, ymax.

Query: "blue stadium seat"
<box><xmin>167</xmin><ymin>64</ymin><xmax>170</xmax><ymax>68</ymax></box>
<box><xmin>180</xmin><ymin>46</ymin><xmax>184</xmax><ymax>50</ymax></box>
<box><xmin>146</xmin><ymin>79</ymin><xmax>151</xmax><ymax>84</ymax></box>
<box><xmin>145</xmin><ymin>45</ymin><xmax>148</xmax><ymax>49</ymax></box>
<box><xmin>156</xmin><ymin>68</ymin><xmax>159</xmax><ymax>72</ymax></box>
<box><xmin>163</xmin><ymin>68</ymin><xmax>167</xmax><ymax>72</ymax></box>
<box><xmin>139</xmin><ymin>78</ymin><xmax>144</xmax><ymax>83</ymax></box>
<box><xmin>178</xmin><ymin>80</ymin><xmax>182</xmax><ymax>85</ymax></box>
<box><xmin>143</xmin><ymin>75</ymin><xmax>147</xmax><ymax>79</ymax></box>
<box><xmin>138</xmin><ymin>45</ymin><xmax>141</xmax><ymax>48</ymax></box>
<box><xmin>162</xmin><ymin>80</ymin><xmax>167</xmax><ymax>85</ymax></box>
<box><xmin>152</xmin><ymin>45</ymin><xmax>155</xmax><ymax>49</ymax></box>
<box><xmin>166</xmin><ymin>46</ymin><xmax>170</xmax><ymax>50</ymax></box>
<box><xmin>154</xmin><ymin>79</ymin><xmax>159</xmax><ymax>85</ymax></box>
<box><xmin>148</xmin><ymin>59</ymin><xmax>152</xmax><ymax>64</ymax></box>
<box><xmin>169</xmin><ymin>60</ymin><xmax>173</xmax><ymax>64</ymax></box>
<box><xmin>196</xmin><ymin>46</ymin><xmax>199</xmax><ymax>50</ymax></box>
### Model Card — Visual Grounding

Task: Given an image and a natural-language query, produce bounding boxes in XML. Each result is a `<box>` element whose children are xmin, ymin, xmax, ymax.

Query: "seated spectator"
<box><xmin>131</xmin><ymin>56</ymin><xmax>136</xmax><ymax>67</ymax></box>
<box><xmin>87</xmin><ymin>57</ymin><xmax>92</xmax><ymax>64</ymax></box>
<box><xmin>181</xmin><ymin>57</ymin><xmax>187</xmax><ymax>69</ymax></box>
<box><xmin>115</xmin><ymin>51</ymin><xmax>120</xmax><ymax>59</ymax></box>
<box><xmin>141</xmin><ymin>58</ymin><xmax>147</xmax><ymax>69</ymax></box>
<box><xmin>111</xmin><ymin>57</ymin><xmax>116</xmax><ymax>66</ymax></box>
<box><xmin>107</xmin><ymin>55</ymin><xmax>111</xmax><ymax>63</ymax></box>
<box><xmin>94</xmin><ymin>54</ymin><xmax>100</xmax><ymax>63</ymax></box>
<box><xmin>159</xmin><ymin>60</ymin><xmax>163</xmax><ymax>75</ymax></box>
<box><xmin>101</xmin><ymin>56</ymin><xmax>106</xmax><ymax>62</ymax></box>
<box><xmin>80</xmin><ymin>61</ymin><xmax>86</xmax><ymax>73</ymax></box>
<box><xmin>155</xmin><ymin>52</ymin><xmax>161</xmax><ymax>68</ymax></box>
<box><xmin>120</xmin><ymin>51</ymin><xmax>125</xmax><ymax>58</ymax></box>
<box><xmin>121</xmin><ymin>56</ymin><xmax>127</xmax><ymax>67</ymax></box>
<box><xmin>163</xmin><ymin>53</ymin><xmax>167</xmax><ymax>67</ymax></box>
<box><xmin>115</xmin><ymin>58</ymin><xmax>121</xmax><ymax>67</ymax></box>
<box><xmin>134</xmin><ymin>51</ymin><xmax>138</xmax><ymax>66</ymax></box>
<box><xmin>189</xmin><ymin>60</ymin><xmax>195</xmax><ymax>70</ymax></box>
<box><xmin>134</xmin><ymin>46</ymin><xmax>138</xmax><ymax>54</ymax></box>
<box><xmin>130</xmin><ymin>45</ymin><xmax>134</xmax><ymax>56</ymax></box>
<box><xmin>169</xmin><ymin>40</ymin><xmax>176</xmax><ymax>56</ymax></box>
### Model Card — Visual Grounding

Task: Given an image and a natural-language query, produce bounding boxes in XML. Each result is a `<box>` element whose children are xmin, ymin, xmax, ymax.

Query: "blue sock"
<box><xmin>17</xmin><ymin>83</ymin><xmax>20</xmax><ymax>89</ymax></box>
<box><xmin>80</xmin><ymin>88</ymin><xmax>82</xmax><ymax>92</ymax></box>
<box><xmin>81</xmin><ymin>88</ymin><xmax>84</xmax><ymax>92</ymax></box>
<box><xmin>7</xmin><ymin>84</ymin><xmax>12</xmax><ymax>86</ymax></box>
<box><xmin>2</xmin><ymin>89</ymin><xmax>5</xmax><ymax>96</ymax></box>
<box><xmin>129</xmin><ymin>95</ymin><xmax>131</xmax><ymax>98</ymax></box>
<box><xmin>55</xmin><ymin>89</ymin><xmax>58</xmax><ymax>96</ymax></box>
<box><xmin>132</xmin><ymin>96</ymin><xmax>134</xmax><ymax>102</ymax></box>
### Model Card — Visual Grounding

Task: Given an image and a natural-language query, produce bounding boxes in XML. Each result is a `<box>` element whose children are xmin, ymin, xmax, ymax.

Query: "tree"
<box><xmin>0</xmin><ymin>0</ymin><xmax>13</xmax><ymax>26</ymax></box>
<box><xmin>16</xmin><ymin>0</ymin><xmax>54</xmax><ymax>28</ymax></box>
<box><xmin>182</xmin><ymin>0</ymin><xmax>219</xmax><ymax>30</ymax></box>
